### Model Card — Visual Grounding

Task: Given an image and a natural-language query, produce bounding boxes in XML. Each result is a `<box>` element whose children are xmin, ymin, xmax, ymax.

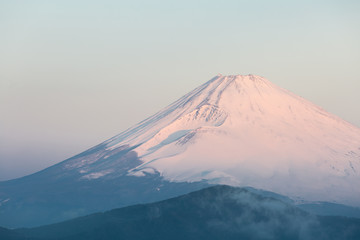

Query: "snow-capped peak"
<box><xmin>72</xmin><ymin>75</ymin><xmax>360</xmax><ymax>206</ymax></box>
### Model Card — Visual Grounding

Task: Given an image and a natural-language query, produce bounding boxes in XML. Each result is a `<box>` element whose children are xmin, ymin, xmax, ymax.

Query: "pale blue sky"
<box><xmin>1</xmin><ymin>0</ymin><xmax>359</xmax><ymax>180</ymax></box>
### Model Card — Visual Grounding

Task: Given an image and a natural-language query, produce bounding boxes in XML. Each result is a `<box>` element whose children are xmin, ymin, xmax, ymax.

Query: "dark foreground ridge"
<box><xmin>1</xmin><ymin>186</ymin><xmax>359</xmax><ymax>240</ymax></box>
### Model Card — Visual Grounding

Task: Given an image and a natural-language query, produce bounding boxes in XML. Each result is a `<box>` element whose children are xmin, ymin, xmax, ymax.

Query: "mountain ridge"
<box><xmin>2</xmin><ymin>186</ymin><xmax>360</xmax><ymax>240</ymax></box>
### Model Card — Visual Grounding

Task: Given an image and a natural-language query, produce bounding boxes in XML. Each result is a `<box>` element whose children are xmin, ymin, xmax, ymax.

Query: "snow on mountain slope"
<box><xmin>66</xmin><ymin>74</ymin><xmax>360</xmax><ymax>206</ymax></box>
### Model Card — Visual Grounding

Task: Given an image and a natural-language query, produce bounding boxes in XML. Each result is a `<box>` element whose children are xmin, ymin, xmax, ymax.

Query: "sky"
<box><xmin>1</xmin><ymin>0</ymin><xmax>359</xmax><ymax>181</ymax></box>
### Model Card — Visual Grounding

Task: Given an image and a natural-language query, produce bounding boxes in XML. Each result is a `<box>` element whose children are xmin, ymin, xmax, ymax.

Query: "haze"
<box><xmin>1</xmin><ymin>0</ymin><xmax>359</xmax><ymax>181</ymax></box>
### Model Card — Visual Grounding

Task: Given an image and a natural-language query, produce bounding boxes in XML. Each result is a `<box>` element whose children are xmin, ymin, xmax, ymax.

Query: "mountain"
<box><xmin>114</xmin><ymin>74</ymin><xmax>360</xmax><ymax>205</ymax></box>
<box><xmin>1</xmin><ymin>74</ymin><xmax>360</xmax><ymax>228</ymax></box>
<box><xmin>1</xmin><ymin>186</ymin><xmax>360</xmax><ymax>240</ymax></box>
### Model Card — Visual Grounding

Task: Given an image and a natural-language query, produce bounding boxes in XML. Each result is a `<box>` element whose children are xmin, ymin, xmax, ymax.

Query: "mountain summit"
<box><xmin>99</xmin><ymin>74</ymin><xmax>360</xmax><ymax>205</ymax></box>
<box><xmin>1</xmin><ymin>74</ymin><xmax>360</xmax><ymax>228</ymax></box>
